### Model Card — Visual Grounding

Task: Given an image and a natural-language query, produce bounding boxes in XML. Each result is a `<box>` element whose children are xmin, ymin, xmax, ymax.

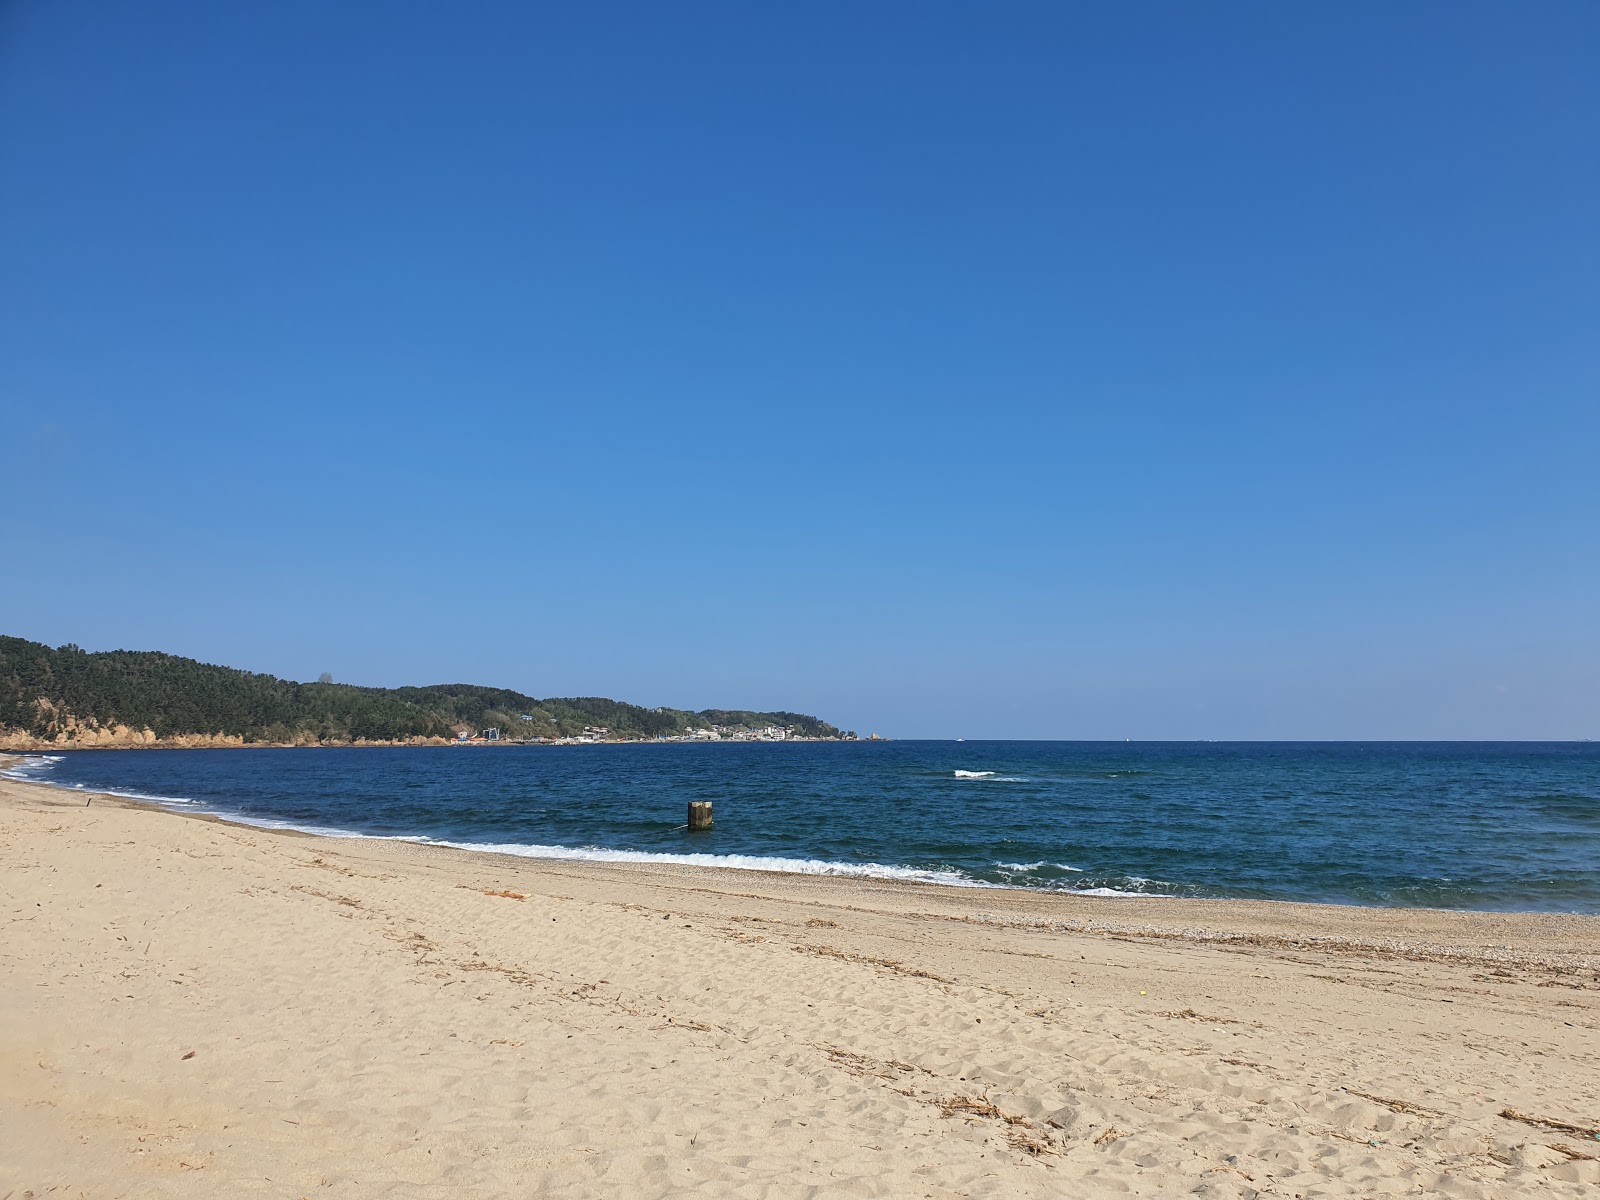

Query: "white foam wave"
<box><xmin>180</xmin><ymin>814</ymin><xmax>1169</xmax><ymax>897</ymax></box>
<box><xmin>0</xmin><ymin>754</ymin><xmax>65</xmax><ymax>781</ymax></box>
<box><xmin>91</xmin><ymin>804</ymin><xmax>996</xmax><ymax>888</ymax></box>
<box><xmin>953</xmin><ymin>770</ymin><xmax>995</xmax><ymax>778</ymax></box>
<box><xmin>409</xmin><ymin>837</ymin><xmax>998</xmax><ymax>888</ymax></box>
<box><xmin>62</xmin><ymin>781</ymin><xmax>199</xmax><ymax>805</ymax></box>
<box><xmin>0</xmin><ymin>757</ymin><xmax>200</xmax><ymax>806</ymax></box>
<box><xmin>997</xmin><ymin>861</ymin><xmax>1084</xmax><ymax>873</ymax></box>
<box><xmin>219</xmin><ymin>813</ymin><xmax>402</xmax><ymax>839</ymax></box>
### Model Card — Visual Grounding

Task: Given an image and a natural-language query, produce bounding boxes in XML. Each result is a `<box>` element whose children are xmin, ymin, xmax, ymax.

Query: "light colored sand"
<box><xmin>2</xmin><ymin>769</ymin><xmax>1597</xmax><ymax>1199</ymax></box>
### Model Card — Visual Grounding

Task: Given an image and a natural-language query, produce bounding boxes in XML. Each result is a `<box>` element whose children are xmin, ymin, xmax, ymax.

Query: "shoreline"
<box><xmin>3</xmin><ymin>752</ymin><xmax>1597</xmax><ymax>940</ymax></box>
<box><xmin>3</xmin><ymin>766</ymin><xmax>1598</xmax><ymax>1196</ymax></box>
<box><xmin>4</xmin><ymin>754</ymin><xmax>1597</xmax><ymax>967</ymax></box>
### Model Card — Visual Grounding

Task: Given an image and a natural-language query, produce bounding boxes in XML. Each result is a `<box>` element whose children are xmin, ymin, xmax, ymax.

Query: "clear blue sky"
<box><xmin>2</xmin><ymin>1</ymin><xmax>1595</xmax><ymax>738</ymax></box>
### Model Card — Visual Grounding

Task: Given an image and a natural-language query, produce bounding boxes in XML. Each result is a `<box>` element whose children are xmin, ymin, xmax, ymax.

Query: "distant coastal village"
<box><xmin>452</xmin><ymin>721</ymin><xmax>872</xmax><ymax>746</ymax></box>
<box><xmin>0</xmin><ymin>637</ymin><xmax>864</xmax><ymax>750</ymax></box>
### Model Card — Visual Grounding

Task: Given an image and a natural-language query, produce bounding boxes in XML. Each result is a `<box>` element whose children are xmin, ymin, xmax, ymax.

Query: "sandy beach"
<box><xmin>3</xmin><ymin>766</ymin><xmax>1597</xmax><ymax>1198</ymax></box>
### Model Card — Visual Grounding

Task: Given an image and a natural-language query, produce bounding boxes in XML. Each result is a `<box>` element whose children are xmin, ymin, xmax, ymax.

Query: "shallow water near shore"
<box><xmin>9</xmin><ymin>741</ymin><xmax>1599</xmax><ymax>911</ymax></box>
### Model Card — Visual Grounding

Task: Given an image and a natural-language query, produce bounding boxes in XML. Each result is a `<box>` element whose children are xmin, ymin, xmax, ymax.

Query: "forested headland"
<box><xmin>0</xmin><ymin>637</ymin><xmax>848</xmax><ymax>748</ymax></box>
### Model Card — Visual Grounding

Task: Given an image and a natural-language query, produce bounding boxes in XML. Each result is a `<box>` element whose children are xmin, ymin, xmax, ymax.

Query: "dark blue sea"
<box><xmin>7</xmin><ymin>742</ymin><xmax>1598</xmax><ymax>912</ymax></box>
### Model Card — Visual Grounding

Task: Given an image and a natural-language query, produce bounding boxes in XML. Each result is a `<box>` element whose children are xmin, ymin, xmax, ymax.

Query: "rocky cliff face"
<box><xmin>0</xmin><ymin>700</ymin><xmax>175</xmax><ymax>749</ymax></box>
<box><xmin>0</xmin><ymin>720</ymin><xmax>162</xmax><ymax>750</ymax></box>
<box><xmin>0</xmin><ymin>729</ymin><xmax>457</xmax><ymax>750</ymax></box>
<box><xmin>0</xmin><ymin>725</ymin><xmax>253</xmax><ymax>749</ymax></box>
<box><xmin>0</xmin><ymin>703</ymin><xmax>452</xmax><ymax>750</ymax></box>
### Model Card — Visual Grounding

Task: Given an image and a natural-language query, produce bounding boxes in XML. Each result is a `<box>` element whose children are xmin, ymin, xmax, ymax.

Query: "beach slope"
<box><xmin>2</xmin><ymin>772</ymin><xmax>1597</xmax><ymax>1198</ymax></box>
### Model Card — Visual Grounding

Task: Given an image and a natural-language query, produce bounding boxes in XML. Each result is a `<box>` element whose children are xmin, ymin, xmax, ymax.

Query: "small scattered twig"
<box><xmin>1210</xmin><ymin>1165</ymin><xmax>1255</xmax><ymax>1181</ymax></box>
<box><xmin>1328</xmin><ymin>1130</ymin><xmax>1383</xmax><ymax>1146</ymax></box>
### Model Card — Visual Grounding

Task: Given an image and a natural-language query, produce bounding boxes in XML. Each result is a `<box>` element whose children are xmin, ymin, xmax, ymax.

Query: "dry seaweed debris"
<box><xmin>1006</xmin><ymin>1127</ymin><xmax>1054</xmax><ymax>1156</ymax></box>
<box><xmin>939</xmin><ymin>1095</ymin><xmax>1035</xmax><ymax>1130</ymax></box>
<box><xmin>815</xmin><ymin>1047</ymin><xmax>1051</xmax><ymax>1159</ymax></box>
<box><xmin>480</xmin><ymin>889</ymin><xmax>528</xmax><ymax>900</ymax></box>
<box><xmin>797</xmin><ymin>943</ymin><xmax>950</xmax><ymax>982</ymax></box>
<box><xmin>1345</xmin><ymin>1089</ymin><xmax>1443</xmax><ymax>1117</ymax></box>
<box><xmin>1156</xmin><ymin>1008</ymin><xmax>1244</xmax><ymax>1025</ymax></box>
<box><xmin>939</xmin><ymin>1094</ymin><xmax>1056</xmax><ymax>1158</ymax></box>
<box><xmin>289</xmin><ymin>884</ymin><xmax>363</xmax><ymax>908</ymax></box>
<box><xmin>1093</xmin><ymin>1126</ymin><xmax>1126</xmax><ymax>1146</ymax></box>
<box><xmin>305</xmin><ymin>855</ymin><xmax>357</xmax><ymax>877</ymax></box>
<box><xmin>815</xmin><ymin>1044</ymin><xmax>931</xmax><ymax>1086</ymax></box>
<box><xmin>1499</xmin><ymin>1108</ymin><xmax>1600</xmax><ymax>1139</ymax></box>
<box><xmin>1551</xmin><ymin>1143</ymin><xmax>1598</xmax><ymax>1162</ymax></box>
<box><xmin>941</xmin><ymin>1095</ymin><xmax>1003</xmax><ymax>1121</ymax></box>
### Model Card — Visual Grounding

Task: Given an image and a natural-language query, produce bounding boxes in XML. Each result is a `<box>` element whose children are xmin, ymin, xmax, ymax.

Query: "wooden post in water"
<box><xmin>687</xmin><ymin>800</ymin><xmax>713</xmax><ymax>831</ymax></box>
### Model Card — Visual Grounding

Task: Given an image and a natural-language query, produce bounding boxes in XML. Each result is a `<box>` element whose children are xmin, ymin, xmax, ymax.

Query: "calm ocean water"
<box><xmin>7</xmin><ymin>742</ymin><xmax>1598</xmax><ymax>912</ymax></box>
